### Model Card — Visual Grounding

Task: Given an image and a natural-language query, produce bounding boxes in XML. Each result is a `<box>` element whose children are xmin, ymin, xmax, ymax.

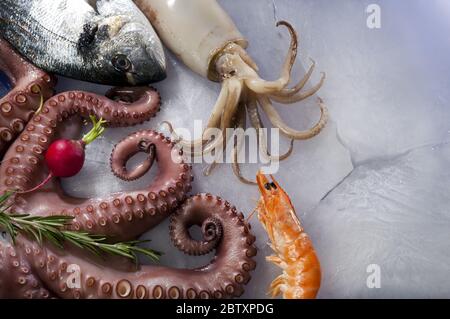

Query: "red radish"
<box><xmin>45</xmin><ymin>139</ymin><xmax>86</xmax><ymax>178</ymax></box>
<box><xmin>21</xmin><ymin>116</ymin><xmax>106</xmax><ymax>193</ymax></box>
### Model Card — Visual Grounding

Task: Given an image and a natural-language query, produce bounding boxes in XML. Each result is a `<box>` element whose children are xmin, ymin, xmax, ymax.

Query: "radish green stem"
<box><xmin>82</xmin><ymin>116</ymin><xmax>107</xmax><ymax>145</ymax></box>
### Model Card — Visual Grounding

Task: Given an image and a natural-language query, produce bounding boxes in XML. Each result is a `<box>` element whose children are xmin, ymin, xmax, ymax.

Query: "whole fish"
<box><xmin>0</xmin><ymin>0</ymin><xmax>166</xmax><ymax>85</ymax></box>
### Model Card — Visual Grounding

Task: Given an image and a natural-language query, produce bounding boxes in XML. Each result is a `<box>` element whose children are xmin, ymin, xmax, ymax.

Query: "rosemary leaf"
<box><xmin>0</xmin><ymin>192</ymin><xmax>162</xmax><ymax>262</ymax></box>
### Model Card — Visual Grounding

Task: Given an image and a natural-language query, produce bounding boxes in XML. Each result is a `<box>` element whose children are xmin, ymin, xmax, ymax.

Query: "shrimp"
<box><xmin>255</xmin><ymin>172</ymin><xmax>321</xmax><ymax>299</ymax></box>
<box><xmin>135</xmin><ymin>0</ymin><xmax>328</xmax><ymax>183</ymax></box>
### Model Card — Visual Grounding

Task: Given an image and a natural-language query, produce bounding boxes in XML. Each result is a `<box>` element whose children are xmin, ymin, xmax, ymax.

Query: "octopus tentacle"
<box><xmin>0</xmin><ymin>238</ymin><xmax>55</xmax><ymax>299</ymax></box>
<box><xmin>9</xmin><ymin>193</ymin><xmax>256</xmax><ymax>299</ymax></box>
<box><xmin>258</xmin><ymin>96</ymin><xmax>328</xmax><ymax>140</ymax></box>
<box><xmin>16</xmin><ymin>131</ymin><xmax>191</xmax><ymax>242</ymax></box>
<box><xmin>169</xmin><ymin>194</ymin><xmax>257</xmax><ymax>297</ymax></box>
<box><xmin>0</xmin><ymin>38</ymin><xmax>56</xmax><ymax>155</ymax></box>
<box><xmin>0</xmin><ymin>88</ymin><xmax>195</xmax><ymax>242</ymax></box>
<box><xmin>111</xmin><ymin>135</ymin><xmax>157</xmax><ymax>182</ymax></box>
<box><xmin>0</xmin><ymin>87</ymin><xmax>161</xmax><ymax>192</ymax></box>
<box><xmin>169</xmin><ymin>214</ymin><xmax>223</xmax><ymax>256</ymax></box>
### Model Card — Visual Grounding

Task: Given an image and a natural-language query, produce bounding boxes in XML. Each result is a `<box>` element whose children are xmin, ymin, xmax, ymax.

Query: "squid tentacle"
<box><xmin>270</xmin><ymin>72</ymin><xmax>326</xmax><ymax>104</ymax></box>
<box><xmin>246</xmin><ymin>95</ymin><xmax>294</xmax><ymax>161</ymax></box>
<box><xmin>163</xmin><ymin>79</ymin><xmax>231</xmax><ymax>150</ymax></box>
<box><xmin>232</xmin><ymin>104</ymin><xmax>257</xmax><ymax>185</ymax></box>
<box><xmin>270</xmin><ymin>58</ymin><xmax>316</xmax><ymax>97</ymax></box>
<box><xmin>244</xmin><ymin>20</ymin><xmax>298</xmax><ymax>94</ymax></box>
<box><xmin>258</xmin><ymin>96</ymin><xmax>328</xmax><ymax>140</ymax></box>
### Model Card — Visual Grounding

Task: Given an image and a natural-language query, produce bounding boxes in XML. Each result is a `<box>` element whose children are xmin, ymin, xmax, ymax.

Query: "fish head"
<box><xmin>81</xmin><ymin>15</ymin><xmax>166</xmax><ymax>85</ymax></box>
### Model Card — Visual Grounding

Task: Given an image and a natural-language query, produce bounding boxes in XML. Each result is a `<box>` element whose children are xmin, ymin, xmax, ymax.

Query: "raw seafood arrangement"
<box><xmin>136</xmin><ymin>0</ymin><xmax>327</xmax><ymax>182</ymax></box>
<box><xmin>0</xmin><ymin>0</ymin><xmax>326</xmax><ymax>299</ymax></box>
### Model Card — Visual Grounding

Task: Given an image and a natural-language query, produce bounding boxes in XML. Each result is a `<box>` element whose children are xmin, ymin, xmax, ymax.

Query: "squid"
<box><xmin>135</xmin><ymin>0</ymin><xmax>328</xmax><ymax>183</ymax></box>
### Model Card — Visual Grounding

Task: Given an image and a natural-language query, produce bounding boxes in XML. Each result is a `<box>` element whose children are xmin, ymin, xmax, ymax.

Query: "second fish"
<box><xmin>0</xmin><ymin>0</ymin><xmax>166</xmax><ymax>85</ymax></box>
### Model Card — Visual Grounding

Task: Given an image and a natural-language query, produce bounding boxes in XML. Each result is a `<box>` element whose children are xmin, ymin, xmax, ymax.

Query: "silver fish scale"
<box><xmin>1</xmin><ymin>0</ymin><xmax>95</xmax><ymax>73</ymax></box>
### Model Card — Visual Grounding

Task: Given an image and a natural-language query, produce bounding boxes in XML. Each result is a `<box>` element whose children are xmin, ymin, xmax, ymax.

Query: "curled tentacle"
<box><xmin>0</xmin><ymin>87</ymin><xmax>161</xmax><ymax>192</ymax></box>
<box><xmin>243</xmin><ymin>20</ymin><xmax>298</xmax><ymax>94</ymax></box>
<box><xmin>258</xmin><ymin>96</ymin><xmax>328</xmax><ymax>140</ymax></box>
<box><xmin>111</xmin><ymin>135</ymin><xmax>157</xmax><ymax>182</ymax></box>
<box><xmin>270</xmin><ymin>72</ymin><xmax>326</xmax><ymax>104</ymax></box>
<box><xmin>17</xmin><ymin>131</ymin><xmax>190</xmax><ymax>241</ymax></box>
<box><xmin>0</xmin><ymin>38</ymin><xmax>56</xmax><ymax>155</ymax></box>
<box><xmin>271</xmin><ymin>58</ymin><xmax>316</xmax><ymax>97</ymax></box>
<box><xmin>10</xmin><ymin>193</ymin><xmax>256</xmax><ymax>299</ymax></box>
<box><xmin>0</xmin><ymin>88</ymin><xmax>194</xmax><ymax>241</ymax></box>
<box><xmin>170</xmin><ymin>214</ymin><xmax>223</xmax><ymax>256</ymax></box>
<box><xmin>147</xmin><ymin>19</ymin><xmax>325</xmax><ymax>184</ymax></box>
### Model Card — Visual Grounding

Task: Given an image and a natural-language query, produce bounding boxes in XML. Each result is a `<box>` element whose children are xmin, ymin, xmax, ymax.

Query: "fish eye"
<box><xmin>270</xmin><ymin>182</ymin><xmax>277</xmax><ymax>189</ymax></box>
<box><xmin>264</xmin><ymin>183</ymin><xmax>271</xmax><ymax>190</ymax></box>
<box><xmin>112</xmin><ymin>54</ymin><xmax>132</xmax><ymax>72</ymax></box>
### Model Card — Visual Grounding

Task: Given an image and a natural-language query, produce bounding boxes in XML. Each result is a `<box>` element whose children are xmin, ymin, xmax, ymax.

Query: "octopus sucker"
<box><xmin>136</xmin><ymin>0</ymin><xmax>328</xmax><ymax>183</ymax></box>
<box><xmin>0</xmin><ymin>38</ymin><xmax>56</xmax><ymax>156</ymax></box>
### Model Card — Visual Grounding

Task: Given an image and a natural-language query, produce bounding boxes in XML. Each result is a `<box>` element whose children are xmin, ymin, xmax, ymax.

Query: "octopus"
<box><xmin>0</xmin><ymin>38</ymin><xmax>56</xmax><ymax>156</ymax></box>
<box><xmin>136</xmin><ymin>0</ymin><xmax>328</xmax><ymax>183</ymax></box>
<box><xmin>0</xmin><ymin>41</ymin><xmax>257</xmax><ymax>299</ymax></box>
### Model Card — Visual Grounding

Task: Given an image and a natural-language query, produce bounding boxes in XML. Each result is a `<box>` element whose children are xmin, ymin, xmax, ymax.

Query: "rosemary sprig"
<box><xmin>0</xmin><ymin>192</ymin><xmax>161</xmax><ymax>263</ymax></box>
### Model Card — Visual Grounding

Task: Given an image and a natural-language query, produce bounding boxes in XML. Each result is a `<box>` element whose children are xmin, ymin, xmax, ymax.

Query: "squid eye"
<box><xmin>270</xmin><ymin>182</ymin><xmax>277</xmax><ymax>189</ymax></box>
<box><xmin>264</xmin><ymin>183</ymin><xmax>271</xmax><ymax>190</ymax></box>
<box><xmin>112</xmin><ymin>54</ymin><xmax>132</xmax><ymax>72</ymax></box>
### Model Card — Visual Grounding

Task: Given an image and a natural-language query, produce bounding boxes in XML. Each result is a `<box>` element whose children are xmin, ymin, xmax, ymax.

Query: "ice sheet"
<box><xmin>55</xmin><ymin>0</ymin><xmax>450</xmax><ymax>298</ymax></box>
